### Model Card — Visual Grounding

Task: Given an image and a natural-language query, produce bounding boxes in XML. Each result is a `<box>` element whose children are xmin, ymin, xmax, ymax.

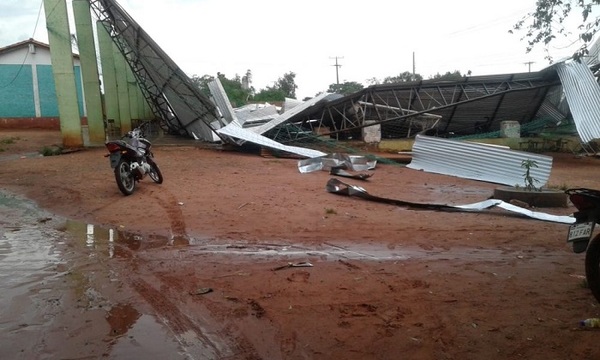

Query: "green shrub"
<box><xmin>40</xmin><ymin>146</ymin><xmax>63</xmax><ymax>156</ymax></box>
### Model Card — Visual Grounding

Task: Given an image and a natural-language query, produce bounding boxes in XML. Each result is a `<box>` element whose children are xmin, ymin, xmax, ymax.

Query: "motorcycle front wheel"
<box><xmin>585</xmin><ymin>232</ymin><xmax>600</xmax><ymax>303</ymax></box>
<box><xmin>114</xmin><ymin>159</ymin><xmax>136</xmax><ymax>195</ymax></box>
<box><xmin>147</xmin><ymin>159</ymin><xmax>163</xmax><ymax>184</ymax></box>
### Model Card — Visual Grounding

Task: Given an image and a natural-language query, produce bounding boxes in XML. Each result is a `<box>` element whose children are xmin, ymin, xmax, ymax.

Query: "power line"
<box><xmin>524</xmin><ymin>61</ymin><xmax>535</xmax><ymax>72</ymax></box>
<box><xmin>329</xmin><ymin>56</ymin><xmax>343</xmax><ymax>85</ymax></box>
<box><xmin>0</xmin><ymin>1</ymin><xmax>44</xmax><ymax>89</ymax></box>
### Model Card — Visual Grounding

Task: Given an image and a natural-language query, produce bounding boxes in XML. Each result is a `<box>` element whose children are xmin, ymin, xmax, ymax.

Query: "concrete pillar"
<box><xmin>73</xmin><ymin>0</ymin><xmax>105</xmax><ymax>146</ymax></box>
<box><xmin>43</xmin><ymin>0</ymin><xmax>83</xmax><ymax>148</ymax></box>
<box><xmin>113</xmin><ymin>44</ymin><xmax>132</xmax><ymax>134</ymax></box>
<box><xmin>96</xmin><ymin>21</ymin><xmax>120</xmax><ymax>133</ymax></box>
<box><xmin>127</xmin><ymin>67</ymin><xmax>140</xmax><ymax>122</ymax></box>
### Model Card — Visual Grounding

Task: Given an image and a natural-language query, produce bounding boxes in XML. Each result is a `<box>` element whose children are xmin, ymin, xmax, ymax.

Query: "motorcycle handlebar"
<box><xmin>124</xmin><ymin>121</ymin><xmax>152</xmax><ymax>139</ymax></box>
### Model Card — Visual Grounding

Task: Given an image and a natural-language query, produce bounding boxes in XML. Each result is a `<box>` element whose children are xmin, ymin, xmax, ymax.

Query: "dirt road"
<box><xmin>1</xmin><ymin>129</ymin><xmax>599</xmax><ymax>359</ymax></box>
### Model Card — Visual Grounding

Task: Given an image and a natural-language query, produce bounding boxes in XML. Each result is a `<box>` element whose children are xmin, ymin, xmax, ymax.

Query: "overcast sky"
<box><xmin>0</xmin><ymin>0</ymin><xmax>596</xmax><ymax>99</ymax></box>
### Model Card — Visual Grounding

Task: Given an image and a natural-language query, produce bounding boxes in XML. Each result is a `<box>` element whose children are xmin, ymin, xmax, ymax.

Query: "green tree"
<box><xmin>382</xmin><ymin>71</ymin><xmax>423</xmax><ymax>83</ymax></box>
<box><xmin>511</xmin><ymin>0</ymin><xmax>600</xmax><ymax>62</ymax></box>
<box><xmin>253</xmin><ymin>87</ymin><xmax>287</xmax><ymax>102</ymax></box>
<box><xmin>276</xmin><ymin>71</ymin><xmax>298</xmax><ymax>98</ymax></box>
<box><xmin>253</xmin><ymin>71</ymin><xmax>298</xmax><ymax>102</ymax></box>
<box><xmin>365</xmin><ymin>77</ymin><xmax>380</xmax><ymax>86</ymax></box>
<box><xmin>189</xmin><ymin>74</ymin><xmax>214</xmax><ymax>97</ymax></box>
<box><xmin>190</xmin><ymin>73</ymin><xmax>252</xmax><ymax>107</ymax></box>
<box><xmin>327</xmin><ymin>81</ymin><xmax>364</xmax><ymax>95</ymax></box>
<box><xmin>217</xmin><ymin>73</ymin><xmax>252</xmax><ymax>107</ymax></box>
<box><xmin>430</xmin><ymin>70</ymin><xmax>469</xmax><ymax>81</ymax></box>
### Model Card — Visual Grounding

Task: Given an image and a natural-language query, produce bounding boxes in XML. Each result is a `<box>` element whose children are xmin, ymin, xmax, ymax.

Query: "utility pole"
<box><xmin>524</xmin><ymin>61</ymin><xmax>535</xmax><ymax>73</ymax></box>
<box><xmin>330</xmin><ymin>56</ymin><xmax>343</xmax><ymax>85</ymax></box>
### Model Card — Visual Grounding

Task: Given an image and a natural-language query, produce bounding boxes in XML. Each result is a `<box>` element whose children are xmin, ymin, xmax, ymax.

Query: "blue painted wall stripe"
<box><xmin>36</xmin><ymin>65</ymin><xmax>59</xmax><ymax>117</ymax></box>
<box><xmin>0</xmin><ymin>64</ymin><xmax>85</xmax><ymax>118</ymax></box>
<box><xmin>0</xmin><ymin>65</ymin><xmax>35</xmax><ymax>117</ymax></box>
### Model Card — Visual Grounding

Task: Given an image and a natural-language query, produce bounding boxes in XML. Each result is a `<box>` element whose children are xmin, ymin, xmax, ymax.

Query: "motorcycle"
<box><xmin>104</xmin><ymin>122</ymin><xmax>163</xmax><ymax>196</ymax></box>
<box><xmin>565</xmin><ymin>188</ymin><xmax>600</xmax><ymax>302</ymax></box>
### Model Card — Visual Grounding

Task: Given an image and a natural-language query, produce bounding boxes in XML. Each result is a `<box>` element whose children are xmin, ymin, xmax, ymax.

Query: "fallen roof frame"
<box><xmin>90</xmin><ymin>0</ymin><xmax>222</xmax><ymax>141</ymax></box>
<box><xmin>274</xmin><ymin>73</ymin><xmax>562</xmax><ymax>142</ymax></box>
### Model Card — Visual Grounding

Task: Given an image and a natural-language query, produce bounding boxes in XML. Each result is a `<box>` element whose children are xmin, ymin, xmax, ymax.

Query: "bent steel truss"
<box><xmin>89</xmin><ymin>0</ymin><xmax>221</xmax><ymax>141</ymax></box>
<box><xmin>275</xmin><ymin>72</ymin><xmax>563</xmax><ymax>141</ymax></box>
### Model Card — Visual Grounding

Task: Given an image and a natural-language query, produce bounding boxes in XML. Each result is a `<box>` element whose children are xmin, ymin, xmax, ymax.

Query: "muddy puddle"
<box><xmin>0</xmin><ymin>192</ymin><xmax>187</xmax><ymax>359</ymax></box>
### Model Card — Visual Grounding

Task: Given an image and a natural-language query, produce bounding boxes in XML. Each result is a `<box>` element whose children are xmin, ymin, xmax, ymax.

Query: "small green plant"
<box><xmin>40</xmin><ymin>146</ymin><xmax>63</xmax><ymax>156</ymax></box>
<box><xmin>0</xmin><ymin>136</ymin><xmax>21</xmax><ymax>152</ymax></box>
<box><xmin>521</xmin><ymin>159</ymin><xmax>540</xmax><ymax>191</ymax></box>
<box><xmin>0</xmin><ymin>136</ymin><xmax>19</xmax><ymax>145</ymax></box>
<box><xmin>325</xmin><ymin>208</ymin><xmax>337</xmax><ymax>215</ymax></box>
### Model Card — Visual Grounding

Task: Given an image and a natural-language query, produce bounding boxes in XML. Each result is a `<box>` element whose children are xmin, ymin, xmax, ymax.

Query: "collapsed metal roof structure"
<box><xmin>89</xmin><ymin>0</ymin><xmax>222</xmax><ymax>141</ymax></box>
<box><xmin>270</xmin><ymin>71</ymin><xmax>565</xmax><ymax>141</ymax></box>
<box><xmin>87</xmin><ymin>0</ymin><xmax>600</xmax><ymax>149</ymax></box>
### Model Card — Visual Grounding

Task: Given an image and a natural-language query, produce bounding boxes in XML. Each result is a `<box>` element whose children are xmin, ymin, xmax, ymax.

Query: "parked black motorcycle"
<box><xmin>104</xmin><ymin>122</ymin><xmax>163</xmax><ymax>196</ymax></box>
<box><xmin>566</xmin><ymin>188</ymin><xmax>600</xmax><ymax>302</ymax></box>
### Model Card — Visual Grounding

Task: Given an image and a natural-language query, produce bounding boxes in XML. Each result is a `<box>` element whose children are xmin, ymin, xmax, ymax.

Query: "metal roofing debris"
<box><xmin>326</xmin><ymin>178</ymin><xmax>574</xmax><ymax>224</ymax></box>
<box><xmin>235</xmin><ymin>105</ymin><xmax>279</xmax><ymax>127</ymax></box>
<box><xmin>249</xmin><ymin>92</ymin><xmax>338</xmax><ymax>135</ymax></box>
<box><xmin>554</xmin><ymin>61</ymin><xmax>600</xmax><ymax>143</ymax></box>
<box><xmin>329</xmin><ymin>168</ymin><xmax>373</xmax><ymax>180</ymax></box>
<box><xmin>282</xmin><ymin>98</ymin><xmax>302</xmax><ymax>113</ymax></box>
<box><xmin>208</xmin><ymin>78</ymin><xmax>239</xmax><ymax>127</ymax></box>
<box><xmin>217</xmin><ymin>125</ymin><xmax>327</xmax><ymax>159</ymax></box>
<box><xmin>407</xmin><ymin>135</ymin><xmax>553</xmax><ymax>187</ymax></box>
<box><xmin>298</xmin><ymin>154</ymin><xmax>377</xmax><ymax>174</ymax></box>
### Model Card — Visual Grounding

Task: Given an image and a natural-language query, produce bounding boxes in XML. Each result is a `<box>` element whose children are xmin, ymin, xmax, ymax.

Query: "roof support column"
<box><xmin>43</xmin><ymin>0</ymin><xmax>83</xmax><ymax>148</ymax></box>
<box><xmin>73</xmin><ymin>0</ymin><xmax>105</xmax><ymax>146</ymax></box>
<box><xmin>113</xmin><ymin>45</ymin><xmax>132</xmax><ymax>134</ymax></box>
<box><xmin>96</xmin><ymin>21</ymin><xmax>121</xmax><ymax>134</ymax></box>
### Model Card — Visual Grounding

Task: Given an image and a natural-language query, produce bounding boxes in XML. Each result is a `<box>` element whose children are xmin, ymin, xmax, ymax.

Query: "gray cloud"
<box><xmin>0</xmin><ymin>0</ymin><xmax>45</xmax><ymax>47</ymax></box>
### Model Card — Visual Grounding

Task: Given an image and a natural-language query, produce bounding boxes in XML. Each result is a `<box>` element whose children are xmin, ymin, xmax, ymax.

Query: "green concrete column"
<box><xmin>126</xmin><ymin>67</ymin><xmax>140</xmax><ymax>122</ymax></box>
<box><xmin>73</xmin><ymin>0</ymin><xmax>104</xmax><ymax>146</ymax></box>
<box><xmin>113</xmin><ymin>44</ymin><xmax>131</xmax><ymax>134</ymax></box>
<box><xmin>96</xmin><ymin>21</ymin><xmax>120</xmax><ymax>131</ymax></box>
<box><xmin>43</xmin><ymin>0</ymin><xmax>82</xmax><ymax>147</ymax></box>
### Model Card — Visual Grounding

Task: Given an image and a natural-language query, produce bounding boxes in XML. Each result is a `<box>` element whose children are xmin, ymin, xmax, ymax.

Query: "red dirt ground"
<box><xmin>1</xmin><ymin>129</ymin><xmax>600</xmax><ymax>359</ymax></box>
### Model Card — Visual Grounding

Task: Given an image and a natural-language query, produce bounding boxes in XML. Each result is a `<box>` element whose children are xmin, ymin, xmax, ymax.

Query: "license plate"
<box><xmin>109</xmin><ymin>153</ymin><xmax>121</xmax><ymax>168</ymax></box>
<box><xmin>567</xmin><ymin>222</ymin><xmax>594</xmax><ymax>242</ymax></box>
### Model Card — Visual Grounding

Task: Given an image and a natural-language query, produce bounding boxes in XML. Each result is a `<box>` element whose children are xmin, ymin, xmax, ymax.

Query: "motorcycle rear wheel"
<box><xmin>585</xmin><ymin>232</ymin><xmax>600</xmax><ymax>303</ymax></box>
<box><xmin>114</xmin><ymin>159</ymin><xmax>136</xmax><ymax>195</ymax></box>
<box><xmin>147</xmin><ymin>159</ymin><xmax>163</xmax><ymax>184</ymax></box>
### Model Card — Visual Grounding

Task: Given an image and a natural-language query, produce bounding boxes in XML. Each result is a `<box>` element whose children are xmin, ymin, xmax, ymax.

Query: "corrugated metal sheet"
<box><xmin>208</xmin><ymin>78</ymin><xmax>239</xmax><ymax>127</ymax></box>
<box><xmin>555</xmin><ymin>61</ymin><xmax>600</xmax><ymax>143</ymax></box>
<box><xmin>250</xmin><ymin>92</ymin><xmax>340</xmax><ymax>135</ymax></box>
<box><xmin>217</xmin><ymin>125</ymin><xmax>327</xmax><ymax>158</ymax></box>
<box><xmin>235</xmin><ymin>105</ymin><xmax>279</xmax><ymax>125</ymax></box>
<box><xmin>407</xmin><ymin>135</ymin><xmax>553</xmax><ymax>187</ymax></box>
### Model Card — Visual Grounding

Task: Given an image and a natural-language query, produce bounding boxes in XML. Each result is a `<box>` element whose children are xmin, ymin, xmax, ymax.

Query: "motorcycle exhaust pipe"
<box><xmin>130</xmin><ymin>162</ymin><xmax>151</xmax><ymax>177</ymax></box>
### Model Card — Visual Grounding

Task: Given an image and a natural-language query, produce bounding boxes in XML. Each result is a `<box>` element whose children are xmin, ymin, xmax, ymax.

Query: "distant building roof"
<box><xmin>0</xmin><ymin>38</ymin><xmax>79</xmax><ymax>58</ymax></box>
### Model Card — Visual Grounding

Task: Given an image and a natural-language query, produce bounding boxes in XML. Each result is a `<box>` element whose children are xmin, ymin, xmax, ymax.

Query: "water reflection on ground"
<box><xmin>0</xmin><ymin>191</ymin><xmax>185</xmax><ymax>359</ymax></box>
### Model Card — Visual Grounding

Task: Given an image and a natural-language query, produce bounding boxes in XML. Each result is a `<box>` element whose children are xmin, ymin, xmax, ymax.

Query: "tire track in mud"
<box><xmin>152</xmin><ymin>190</ymin><xmax>188</xmax><ymax>241</ymax></box>
<box><xmin>129</xmin><ymin>277</ymin><xmax>228</xmax><ymax>359</ymax></box>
